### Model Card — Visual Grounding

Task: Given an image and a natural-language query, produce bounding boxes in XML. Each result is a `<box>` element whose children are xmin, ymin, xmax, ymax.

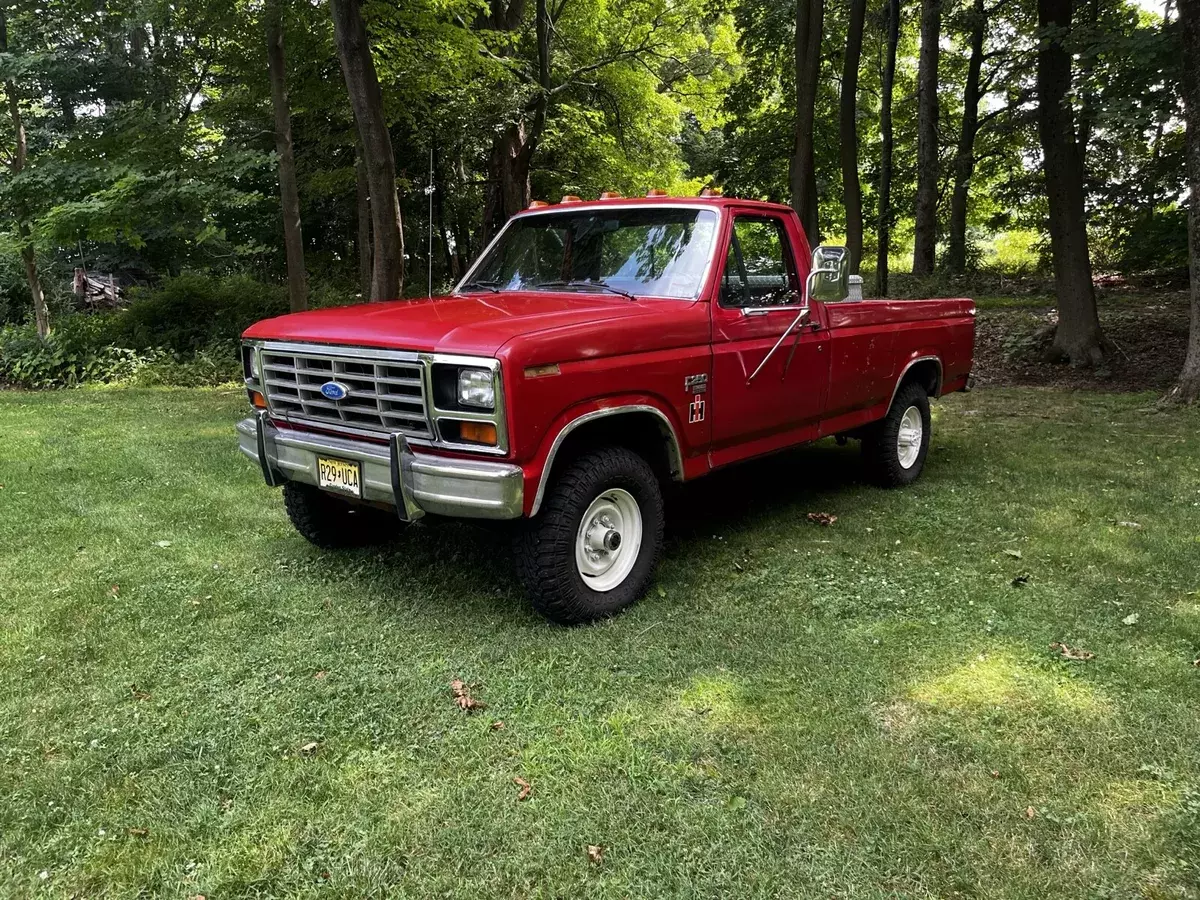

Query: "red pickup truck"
<box><xmin>238</xmin><ymin>195</ymin><xmax>975</xmax><ymax>623</ymax></box>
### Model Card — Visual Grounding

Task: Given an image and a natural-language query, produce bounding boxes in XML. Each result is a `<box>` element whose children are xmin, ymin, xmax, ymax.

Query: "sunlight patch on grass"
<box><xmin>909</xmin><ymin>652</ymin><xmax>1112</xmax><ymax>719</ymax></box>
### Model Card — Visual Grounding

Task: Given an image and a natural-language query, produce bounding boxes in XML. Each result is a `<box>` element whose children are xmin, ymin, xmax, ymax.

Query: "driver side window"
<box><xmin>719</xmin><ymin>216</ymin><xmax>801</xmax><ymax>309</ymax></box>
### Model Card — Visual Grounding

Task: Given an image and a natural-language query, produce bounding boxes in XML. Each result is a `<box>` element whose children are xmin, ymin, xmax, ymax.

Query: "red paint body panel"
<box><xmin>242</xmin><ymin>197</ymin><xmax>976</xmax><ymax>513</ymax></box>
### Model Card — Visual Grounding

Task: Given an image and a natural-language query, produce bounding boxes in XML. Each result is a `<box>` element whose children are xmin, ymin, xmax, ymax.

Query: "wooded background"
<box><xmin>1</xmin><ymin>0</ymin><xmax>1197</xmax><ymax>397</ymax></box>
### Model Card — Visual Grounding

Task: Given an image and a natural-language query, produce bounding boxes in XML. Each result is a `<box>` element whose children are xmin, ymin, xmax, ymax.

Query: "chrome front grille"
<box><xmin>260</xmin><ymin>346</ymin><xmax>432</xmax><ymax>439</ymax></box>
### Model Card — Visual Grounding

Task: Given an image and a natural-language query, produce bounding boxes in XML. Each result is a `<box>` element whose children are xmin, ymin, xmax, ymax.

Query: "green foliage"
<box><xmin>113</xmin><ymin>274</ymin><xmax>289</xmax><ymax>353</ymax></box>
<box><xmin>0</xmin><ymin>315</ymin><xmax>139</xmax><ymax>388</ymax></box>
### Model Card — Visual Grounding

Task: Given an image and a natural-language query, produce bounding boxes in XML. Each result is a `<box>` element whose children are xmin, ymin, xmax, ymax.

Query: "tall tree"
<box><xmin>840</xmin><ymin>0</ymin><xmax>867</xmax><ymax>273</ymax></box>
<box><xmin>1168</xmin><ymin>0</ymin><xmax>1200</xmax><ymax>402</ymax></box>
<box><xmin>0</xmin><ymin>6</ymin><xmax>49</xmax><ymax>338</ymax></box>
<box><xmin>1037</xmin><ymin>0</ymin><xmax>1104</xmax><ymax>365</ymax></box>
<box><xmin>791</xmin><ymin>0</ymin><xmax>824</xmax><ymax>244</ymax></box>
<box><xmin>945</xmin><ymin>0</ymin><xmax>986</xmax><ymax>273</ymax></box>
<box><xmin>912</xmin><ymin>0</ymin><xmax>941</xmax><ymax>275</ymax></box>
<box><xmin>330</xmin><ymin>0</ymin><xmax>404</xmax><ymax>300</ymax></box>
<box><xmin>355</xmin><ymin>144</ymin><xmax>372</xmax><ymax>299</ymax></box>
<box><xmin>265</xmin><ymin>0</ymin><xmax>308</xmax><ymax>312</ymax></box>
<box><xmin>876</xmin><ymin>0</ymin><xmax>901</xmax><ymax>295</ymax></box>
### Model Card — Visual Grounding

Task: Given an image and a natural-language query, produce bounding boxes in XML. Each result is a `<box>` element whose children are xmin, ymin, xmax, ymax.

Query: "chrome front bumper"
<box><xmin>237</xmin><ymin>413</ymin><xmax>524</xmax><ymax>521</ymax></box>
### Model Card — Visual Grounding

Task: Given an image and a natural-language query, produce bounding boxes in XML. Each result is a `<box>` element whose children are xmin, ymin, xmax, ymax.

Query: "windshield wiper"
<box><xmin>536</xmin><ymin>279</ymin><xmax>638</xmax><ymax>302</ymax></box>
<box><xmin>460</xmin><ymin>279</ymin><xmax>501</xmax><ymax>294</ymax></box>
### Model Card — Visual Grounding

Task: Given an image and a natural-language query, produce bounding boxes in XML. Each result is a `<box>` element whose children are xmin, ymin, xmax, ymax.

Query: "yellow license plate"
<box><xmin>317</xmin><ymin>456</ymin><xmax>362</xmax><ymax>499</ymax></box>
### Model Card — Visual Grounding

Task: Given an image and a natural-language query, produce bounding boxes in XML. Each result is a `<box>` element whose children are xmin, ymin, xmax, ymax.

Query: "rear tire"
<box><xmin>515</xmin><ymin>447</ymin><xmax>664</xmax><ymax>625</ymax></box>
<box><xmin>282</xmin><ymin>482</ymin><xmax>397</xmax><ymax>549</ymax></box>
<box><xmin>863</xmin><ymin>381</ymin><xmax>931</xmax><ymax>487</ymax></box>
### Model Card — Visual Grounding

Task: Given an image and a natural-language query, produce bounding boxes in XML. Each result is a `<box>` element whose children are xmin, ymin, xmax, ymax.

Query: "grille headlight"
<box><xmin>457</xmin><ymin>368</ymin><xmax>495</xmax><ymax>409</ymax></box>
<box><xmin>242</xmin><ymin>344</ymin><xmax>260</xmax><ymax>382</ymax></box>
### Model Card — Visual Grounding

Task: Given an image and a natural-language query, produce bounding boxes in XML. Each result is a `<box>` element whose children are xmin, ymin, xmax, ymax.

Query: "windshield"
<box><xmin>463</xmin><ymin>207</ymin><xmax>720</xmax><ymax>299</ymax></box>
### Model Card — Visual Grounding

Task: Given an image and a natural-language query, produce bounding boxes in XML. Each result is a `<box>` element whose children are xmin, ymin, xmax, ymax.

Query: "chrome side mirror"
<box><xmin>805</xmin><ymin>245</ymin><xmax>850</xmax><ymax>304</ymax></box>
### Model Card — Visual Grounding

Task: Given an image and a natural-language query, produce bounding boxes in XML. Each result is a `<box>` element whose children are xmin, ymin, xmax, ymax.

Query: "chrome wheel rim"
<box><xmin>897</xmin><ymin>405</ymin><xmax>923</xmax><ymax>469</ymax></box>
<box><xmin>575</xmin><ymin>488</ymin><xmax>642</xmax><ymax>592</ymax></box>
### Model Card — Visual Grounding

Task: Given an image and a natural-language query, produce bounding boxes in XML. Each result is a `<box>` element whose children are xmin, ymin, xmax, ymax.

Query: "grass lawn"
<box><xmin>1</xmin><ymin>386</ymin><xmax>1199</xmax><ymax>898</ymax></box>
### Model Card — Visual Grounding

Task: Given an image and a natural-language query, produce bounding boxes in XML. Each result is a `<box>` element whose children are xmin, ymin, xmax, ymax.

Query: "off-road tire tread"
<box><xmin>515</xmin><ymin>447</ymin><xmax>664</xmax><ymax>625</ymax></box>
<box><xmin>863</xmin><ymin>382</ymin><xmax>931</xmax><ymax>487</ymax></box>
<box><xmin>282</xmin><ymin>482</ymin><xmax>391</xmax><ymax>549</ymax></box>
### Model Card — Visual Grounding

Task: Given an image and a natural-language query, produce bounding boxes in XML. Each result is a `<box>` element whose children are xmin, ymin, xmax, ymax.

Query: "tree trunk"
<box><xmin>355</xmin><ymin>144</ymin><xmax>372</xmax><ymax>299</ymax></box>
<box><xmin>265</xmin><ymin>0</ymin><xmax>308</xmax><ymax>312</ymax></box>
<box><xmin>330</xmin><ymin>0</ymin><xmax>404</xmax><ymax>300</ymax></box>
<box><xmin>1037</xmin><ymin>0</ymin><xmax>1105</xmax><ymax>366</ymax></box>
<box><xmin>479</xmin><ymin>0</ymin><xmax>552</xmax><ymax>244</ymax></box>
<box><xmin>481</xmin><ymin>122</ymin><xmax>534</xmax><ymax>242</ymax></box>
<box><xmin>945</xmin><ymin>0</ymin><xmax>985</xmax><ymax>274</ymax></box>
<box><xmin>840</xmin><ymin>0</ymin><xmax>866</xmax><ymax>273</ymax></box>
<box><xmin>1</xmin><ymin>8</ymin><xmax>49</xmax><ymax>338</ymax></box>
<box><xmin>790</xmin><ymin>0</ymin><xmax>824</xmax><ymax>245</ymax></box>
<box><xmin>432</xmin><ymin>147</ymin><xmax>455</xmax><ymax>280</ymax></box>
<box><xmin>1167</xmin><ymin>0</ymin><xmax>1200</xmax><ymax>402</ymax></box>
<box><xmin>912</xmin><ymin>0</ymin><xmax>941</xmax><ymax>276</ymax></box>
<box><xmin>876</xmin><ymin>0</ymin><xmax>901</xmax><ymax>296</ymax></box>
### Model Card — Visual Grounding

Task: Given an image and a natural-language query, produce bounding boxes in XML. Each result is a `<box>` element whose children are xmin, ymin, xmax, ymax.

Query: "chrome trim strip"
<box><xmin>389</xmin><ymin>434</ymin><xmax>425</xmax><ymax>522</ymax></box>
<box><xmin>529</xmin><ymin>405</ymin><xmax>684</xmax><ymax>517</ymax></box>
<box><xmin>888</xmin><ymin>355</ymin><xmax>944</xmax><ymax>408</ymax></box>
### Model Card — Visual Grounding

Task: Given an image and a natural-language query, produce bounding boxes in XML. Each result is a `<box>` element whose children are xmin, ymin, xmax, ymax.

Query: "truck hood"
<box><xmin>241</xmin><ymin>291</ymin><xmax>662</xmax><ymax>356</ymax></box>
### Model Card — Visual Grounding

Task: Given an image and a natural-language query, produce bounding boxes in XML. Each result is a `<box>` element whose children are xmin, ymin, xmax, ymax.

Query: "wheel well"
<box><xmin>545</xmin><ymin>411</ymin><xmax>680</xmax><ymax>492</ymax></box>
<box><xmin>901</xmin><ymin>358</ymin><xmax>942</xmax><ymax>398</ymax></box>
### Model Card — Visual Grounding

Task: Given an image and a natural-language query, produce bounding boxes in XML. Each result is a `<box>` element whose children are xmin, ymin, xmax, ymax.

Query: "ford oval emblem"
<box><xmin>320</xmin><ymin>381</ymin><xmax>349</xmax><ymax>401</ymax></box>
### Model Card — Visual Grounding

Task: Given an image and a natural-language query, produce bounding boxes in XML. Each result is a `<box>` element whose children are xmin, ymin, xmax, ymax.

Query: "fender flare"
<box><xmin>529</xmin><ymin>403</ymin><xmax>684</xmax><ymax>516</ymax></box>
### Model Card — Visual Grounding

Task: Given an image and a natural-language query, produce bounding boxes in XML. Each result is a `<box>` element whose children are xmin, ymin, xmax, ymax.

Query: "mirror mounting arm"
<box><xmin>745</xmin><ymin>265</ymin><xmax>835</xmax><ymax>385</ymax></box>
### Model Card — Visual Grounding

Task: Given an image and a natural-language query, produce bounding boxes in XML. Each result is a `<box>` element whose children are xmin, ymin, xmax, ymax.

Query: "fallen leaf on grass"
<box><xmin>586</xmin><ymin>845</ymin><xmax>605</xmax><ymax>864</ymax></box>
<box><xmin>1116</xmin><ymin>521</ymin><xmax>1142</xmax><ymax>529</ymax></box>
<box><xmin>990</xmin><ymin>770</ymin><xmax>1001</xmax><ymax>779</ymax></box>
<box><xmin>1024</xmin><ymin>806</ymin><xmax>1036</xmax><ymax>820</ymax></box>
<box><xmin>1121</xmin><ymin>613</ymin><xmax>1140</xmax><ymax>626</ymax></box>
<box><xmin>1011</xmin><ymin>574</ymin><xmax>1030</xmax><ymax>587</ymax></box>
<box><xmin>130</xmin><ymin>684</ymin><xmax>151</xmax><ymax>701</ymax></box>
<box><xmin>490</xmin><ymin>721</ymin><xmax>505</xmax><ymax>731</ymax></box>
<box><xmin>1050</xmin><ymin>642</ymin><xmax>1095</xmax><ymax>661</ymax></box>
<box><xmin>513</xmin><ymin>777</ymin><xmax>532</xmax><ymax>801</ymax></box>
<box><xmin>451</xmin><ymin>679</ymin><xmax>487</xmax><ymax>712</ymax></box>
<box><xmin>313</xmin><ymin>670</ymin><xmax>327</xmax><ymax>680</ymax></box>
<box><xmin>299</xmin><ymin>741</ymin><xmax>321</xmax><ymax>755</ymax></box>
<box><xmin>806</xmin><ymin>512</ymin><xmax>838</xmax><ymax>526</ymax></box>
<box><xmin>154</xmin><ymin>540</ymin><xmax>172</xmax><ymax>548</ymax></box>
<box><xmin>1004</xmin><ymin>549</ymin><xmax>1023</xmax><ymax>559</ymax></box>
<box><xmin>1192</xmin><ymin>658</ymin><xmax>1199</xmax><ymax>668</ymax></box>
<box><xmin>109</xmin><ymin>584</ymin><xmax>120</xmax><ymax>597</ymax></box>
<box><xmin>128</xmin><ymin>827</ymin><xmax>150</xmax><ymax>838</ymax></box>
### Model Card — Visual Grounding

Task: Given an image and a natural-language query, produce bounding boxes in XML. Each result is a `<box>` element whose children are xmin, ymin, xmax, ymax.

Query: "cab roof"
<box><xmin>511</xmin><ymin>195</ymin><xmax>794</xmax><ymax>217</ymax></box>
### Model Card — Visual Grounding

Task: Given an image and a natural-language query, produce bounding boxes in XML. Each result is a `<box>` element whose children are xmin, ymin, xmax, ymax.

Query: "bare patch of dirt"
<box><xmin>973</xmin><ymin>289</ymin><xmax>1191</xmax><ymax>393</ymax></box>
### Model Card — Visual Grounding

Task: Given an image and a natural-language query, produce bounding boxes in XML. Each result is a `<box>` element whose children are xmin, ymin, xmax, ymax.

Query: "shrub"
<box><xmin>0</xmin><ymin>316</ymin><xmax>147</xmax><ymax>388</ymax></box>
<box><xmin>113</xmin><ymin>273</ymin><xmax>289</xmax><ymax>352</ymax></box>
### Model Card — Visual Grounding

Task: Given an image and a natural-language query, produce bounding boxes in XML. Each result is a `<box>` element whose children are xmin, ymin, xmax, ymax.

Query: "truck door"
<box><xmin>708</xmin><ymin>211</ymin><xmax>831</xmax><ymax>465</ymax></box>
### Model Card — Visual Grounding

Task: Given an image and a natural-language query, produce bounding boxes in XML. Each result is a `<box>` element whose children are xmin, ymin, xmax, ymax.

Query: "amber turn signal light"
<box><xmin>250</xmin><ymin>390</ymin><xmax>267</xmax><ymax>409</ymax></box>
<box><xmin>459</xmin><ymin>421</ymin><xmax>498</xmax><ymax>445</ymax></box>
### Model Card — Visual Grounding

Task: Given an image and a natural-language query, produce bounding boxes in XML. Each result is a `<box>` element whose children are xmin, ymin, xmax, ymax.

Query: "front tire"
<box><xmin>863</xmin><ymin>381</ymin><xmax>931</xmax><ymax>487</ymax></box>
<box><xmin>515</xmin><ymin>447</ymin><xmax>665</xmax><ymax>625</ymax></box>
<box><xmin>282</xmin><ymin>481</ymin><xmax>396</xmax><ymax>549</ymax></box>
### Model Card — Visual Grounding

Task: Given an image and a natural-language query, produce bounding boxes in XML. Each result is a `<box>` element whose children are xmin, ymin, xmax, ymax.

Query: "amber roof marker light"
<box><xmin>559</xmin><ymin>194</ymin><xmax>582</xmax><ymax>204</ymax></box>
<box><xmin>699</xmin><ymin>186</ymin><xmax>724</xmax><ymax>197</ymax></box>
<box><xmin>600</xmin><ymin>191</ymin><xmax>623</xmax><ymax>200</ymax></box>
<box><xmin>646</xmin><ymin>188</ymin><xmax>668</xmax><ymax>198</ymax></box>
<box><xmin>528</xmin><ymin>200</ymin><xmax>550</xmax><ymax>209</ymax></box>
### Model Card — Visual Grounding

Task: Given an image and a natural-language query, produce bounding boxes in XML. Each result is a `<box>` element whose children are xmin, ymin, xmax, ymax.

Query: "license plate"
<box><xmin>317</xmin><ymin>456</ymin><xmax>362</xmax><ymax>498</ymax></box>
